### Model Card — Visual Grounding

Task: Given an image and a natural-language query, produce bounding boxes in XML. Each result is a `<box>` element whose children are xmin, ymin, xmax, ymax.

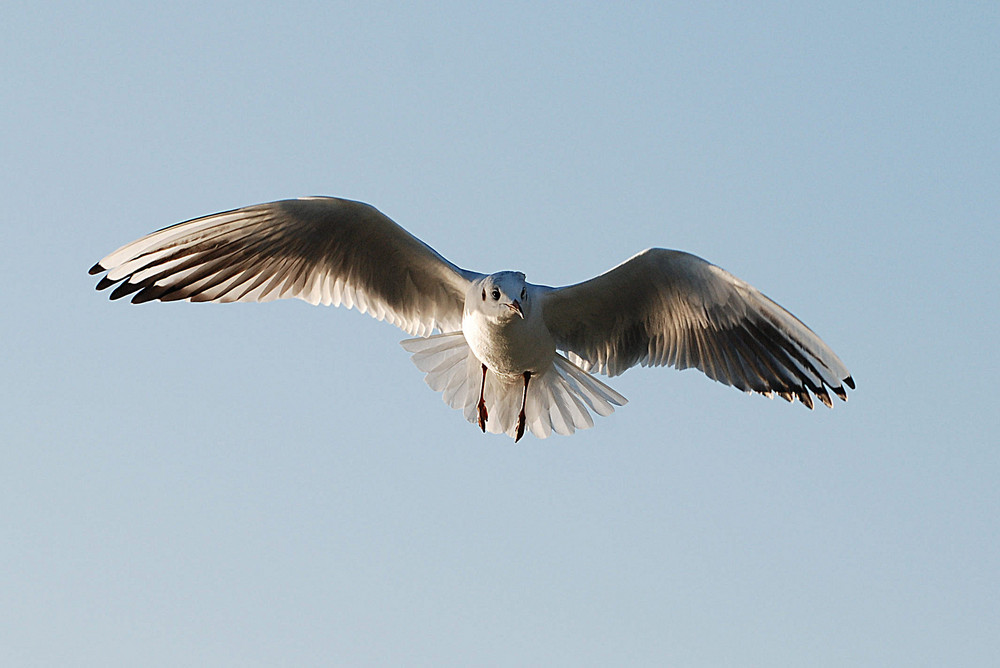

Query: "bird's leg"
<box><xmin>515</xmin><ymin>371</ymin><xmax>531</xmax><ymax>443</ymax></box>
<box><xmin>477</xmin><ymin>363</ymin><xmax>489</xmax><ymax>432</ymax></box>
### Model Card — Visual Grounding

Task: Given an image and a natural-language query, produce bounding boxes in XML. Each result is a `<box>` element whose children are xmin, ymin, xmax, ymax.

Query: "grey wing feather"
<box><xmin>89</xmin><ymin>197</ymin><xmax>481</xmax><ymax>336</ymax></box>
<box><xmin>539</xmin><ymin>248</ymin><xmax>854</xmax><ymax>408</ymax></box>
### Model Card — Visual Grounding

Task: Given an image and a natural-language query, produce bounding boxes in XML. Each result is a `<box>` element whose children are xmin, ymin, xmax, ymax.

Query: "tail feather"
<box><xmin>552</xmin><ymin>358</ymin><xmax>626</xmax><ymax>417</ymax></box>
<box><xmin>401</xmin><ymin>333</ymin><xmax>472</xmax><ymax>397</ymax></box>
<box><xmin>525</xmin><ymin>386</ymin><xmax>552</xmax><ymax>439</ymax></box>
<box><xmin>552</xmin><ymin>375</ymin><xmax>594</xmax><ymax>433</ymax></box>
<box><xmin>401</xmin><ymin>334</ymin><xmax>628</xmax><ymax>440</ymax></box>
<box><xmin>538</xmin><ymin>380</ymin><xmax>572</xmax><ymax>436</ymax></box>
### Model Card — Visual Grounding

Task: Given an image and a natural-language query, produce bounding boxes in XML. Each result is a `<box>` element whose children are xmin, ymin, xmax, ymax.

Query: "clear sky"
<box><xmin>3</xmin><ymin>2</ymin><xmax>998</xmax><ymax>666</ymax></box>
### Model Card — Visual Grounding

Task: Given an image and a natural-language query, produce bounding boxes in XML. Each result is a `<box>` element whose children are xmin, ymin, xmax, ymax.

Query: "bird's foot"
<box><xmin>477</xmin><ymin>400</ymin><xmax>488</xmax><ymax>432</ymax></box>
<box><xmin>513</xmin><ymin>370</ymin><xmax>531</xmax><ymax>443</ymax></box>
<box><xmin>514</xmin><ymin>409</ymin><xmax>526</xmax><ymax>443</ymax></box>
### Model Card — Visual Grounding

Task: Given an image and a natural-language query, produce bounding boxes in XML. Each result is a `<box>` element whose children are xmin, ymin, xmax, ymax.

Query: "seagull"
<box><xmin>90</xmin><ymin>196</ymin><xmax>854</xmax><ymax>441</ymax></box>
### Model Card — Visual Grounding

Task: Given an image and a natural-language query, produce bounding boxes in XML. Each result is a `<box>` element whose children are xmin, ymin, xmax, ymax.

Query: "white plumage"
<box><xmin>90</xmin><ymin>196</ymin><xmax>854</xmax><ymax>441</ymax></box>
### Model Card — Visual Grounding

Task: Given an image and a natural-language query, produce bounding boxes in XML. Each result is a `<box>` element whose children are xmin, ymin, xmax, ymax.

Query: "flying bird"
<box><xmin>90</xmin><ymin>197</ymin><xmax>854</xmax><ymax>441</ymax></box>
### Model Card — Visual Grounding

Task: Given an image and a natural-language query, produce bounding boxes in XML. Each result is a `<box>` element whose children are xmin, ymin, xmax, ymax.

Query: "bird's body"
<box><xmin>90</xmin><ymin>196</ymin><xmax>854</xmax><ymax>440</ymax></box>
<box><xmin>462</xmin><ymin>274</ymin><xmax>553</xmax><ymax>378</ymax></box>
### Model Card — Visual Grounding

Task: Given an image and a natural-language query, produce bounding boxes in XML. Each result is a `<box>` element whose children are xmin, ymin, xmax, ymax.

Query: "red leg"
<box><xmin>477</xmin><ymin>363</ymin><xmax>488</xmax><ymax>432</ymax></box>
<box><xmin>515</xmin><ymin>371</ymin><xmax>531</xmax><ymax>443</ymax></box>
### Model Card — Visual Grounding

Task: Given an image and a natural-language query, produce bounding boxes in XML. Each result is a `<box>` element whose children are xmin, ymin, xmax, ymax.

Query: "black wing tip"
<box><xmin>110</xmin><ymin>280</ymin><xmax>145</xmax><ymax>301</ymax></box>
<box><xmin>89</xmin><ymin>262</ymin><xmax>106</xmax><ymax>276</ymax></box>
<box><xmin>798</xmin><ymin>390</ymin><xmax>815</xmax><ymax>410</ymax></box>
<box><xmin>816</xmin><ymin>386</ymin><xmax>834</xmax><ymax>409</ymax></box>
<box><xmin>811</xmin><ymin>375</ymin><xmax>855</xmax><ymax>408</ymax></box>
<box><xmin>130</xmin><ymin>289</ymin><xmax>160</xmax><ymax>304</ymax></box>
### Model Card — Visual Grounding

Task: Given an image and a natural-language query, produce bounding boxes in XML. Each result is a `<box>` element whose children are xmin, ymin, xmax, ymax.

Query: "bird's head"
<box><xmin>470</xmin><ymin>272</ymin><xmax>529</xmax><ymax>322</ymax></box>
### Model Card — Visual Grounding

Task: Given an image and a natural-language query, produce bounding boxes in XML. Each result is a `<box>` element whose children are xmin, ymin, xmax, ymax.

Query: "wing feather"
<box><xmin>90</xmin><ymin>197</ymin><xmax>482</xmax><ymax>336</ymax></box>
<box><xmin>540</xmin><ymin>248</ymin><xmax>853</xmax><ymax>408</ymax></box>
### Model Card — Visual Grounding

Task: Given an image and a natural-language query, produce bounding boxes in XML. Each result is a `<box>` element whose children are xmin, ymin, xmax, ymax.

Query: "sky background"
<box><xmin>2</xmin><ymin>2</ymin><xmax>998</xmax><ymax>666</ymax></box>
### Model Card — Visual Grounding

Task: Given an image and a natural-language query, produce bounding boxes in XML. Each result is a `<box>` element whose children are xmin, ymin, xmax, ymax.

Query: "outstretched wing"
<box><xmin>539</xmin><ymin>248</ymin><xmax>854</xmax><ymax>408</ymax></box>
<box><xmin>90</xmin><ymin>197</ymin><xmax>482</xmax><ymax>336</ymax></box>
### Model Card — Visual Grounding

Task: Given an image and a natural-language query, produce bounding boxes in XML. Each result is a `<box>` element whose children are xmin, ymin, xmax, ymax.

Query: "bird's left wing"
<box><xmin>539</xmin><ymin>248</ymin><xmax>854</xmax><ymax>408</ymax></box>
<box><xmin>90</xmin><ymin>197</ymin><xmax>482</xmax><ymax>336</ymax></box>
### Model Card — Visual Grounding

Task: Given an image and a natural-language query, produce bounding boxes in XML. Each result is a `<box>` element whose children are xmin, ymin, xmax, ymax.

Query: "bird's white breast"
<box><xmin>462</xmin><ymin>307</ymin><xmax>556</xmax><ymax>378</ymax></box>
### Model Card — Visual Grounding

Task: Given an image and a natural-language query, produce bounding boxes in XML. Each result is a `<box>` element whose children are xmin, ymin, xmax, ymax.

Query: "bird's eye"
<box><xmin>520</xmin><ymin>288</ymin><xmax>526</xmax><ymax>299</ymax></box>
<box><xmin>482</xmin><ymin>289</ymin><xmax>486</xmax><ymax>301</ymax></box>
<box><xmin>491</xmin><ymin>289</ymin><xmax>500</xmax><ymax>301</ymax></box>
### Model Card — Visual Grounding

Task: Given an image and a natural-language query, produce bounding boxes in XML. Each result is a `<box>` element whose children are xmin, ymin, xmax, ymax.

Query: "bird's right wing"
<box><xmin>540</xmin><ymin>248</ymin><xmax>854</xmax><ymax>408</ymax></box>
<box><xmin>90</xmin><ymin>197</ymin><xmax>483</xmax><ymax>336</ymax></box>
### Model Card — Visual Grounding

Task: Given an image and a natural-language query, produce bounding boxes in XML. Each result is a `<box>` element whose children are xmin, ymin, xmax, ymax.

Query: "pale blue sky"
<box><xmin>3</xmin><ymin>2</ymin><xmax>998</xmax><ymax>666</ymax></box>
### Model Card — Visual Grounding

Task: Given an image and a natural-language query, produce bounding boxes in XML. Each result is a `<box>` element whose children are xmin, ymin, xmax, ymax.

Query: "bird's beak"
<box><xmin>507</xmin><ymin>300</ymin><xmax>524</xmax><ymax>319</ymax></box>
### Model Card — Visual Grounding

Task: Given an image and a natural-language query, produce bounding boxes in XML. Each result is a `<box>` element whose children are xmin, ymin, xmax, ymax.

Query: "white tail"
<box><xmin>400</xmin><ymin>333</ymin><xmax>628</xmax><ymax>439</ymax></box>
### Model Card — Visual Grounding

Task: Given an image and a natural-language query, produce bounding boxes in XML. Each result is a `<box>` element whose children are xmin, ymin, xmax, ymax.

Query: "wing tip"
<box><xmin>798</xmin><ymin>390</ymin><xmax>814</xmax><ymax>410</ymax></box>
<box><xmin>89</xmin><ymin>261</ymin><xmax>106</xmax><ymax>276</ymax></box>
<box><xmin>111</xmin><ymin>280</ymin><xmax>145</xmax><ymax>301</ymax></box>
<box><xmin>826</xmin><ymin>374</ymin><xmax>854</xmax><ymax>405</ymax></box>
<box><xmin>816</xmin><ymin>386</ymin><xmax>833</xmax><ymax>409</ymax></box>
